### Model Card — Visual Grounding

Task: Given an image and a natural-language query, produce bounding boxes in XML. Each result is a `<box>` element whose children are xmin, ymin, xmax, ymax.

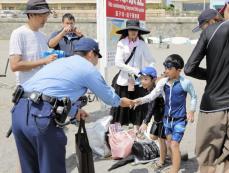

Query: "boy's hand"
<box><xmin>120</xmin><ymin>97</ymin><xmax>134</xmax><ymax>107</ymax></box>
<box><xmin>133</xmin><ymin>98</ymin><xmax>142</xmax><ymax>109</ymax></box>
<box><xmin>187</xmin><ymin>111</ymin><xmax>194</xmax><ymax>123</ymax></box>
<box><xmin>139</xmin><ymin>123</ymin><xmax>147</xmax><ymax>133</ymax></box>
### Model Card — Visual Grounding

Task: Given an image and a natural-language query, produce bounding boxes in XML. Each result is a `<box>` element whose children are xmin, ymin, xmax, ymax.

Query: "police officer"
<box><xmin>11</xmin><ymin>37</ymin><xmax>133</xmax><ymax>173</ymax></box>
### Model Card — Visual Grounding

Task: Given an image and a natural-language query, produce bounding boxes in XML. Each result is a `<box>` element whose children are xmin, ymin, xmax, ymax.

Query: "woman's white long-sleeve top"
<box><xmin>115</xmin><ymin>38</ymin><xmax>155</xmax><ymax>86</ymax></box>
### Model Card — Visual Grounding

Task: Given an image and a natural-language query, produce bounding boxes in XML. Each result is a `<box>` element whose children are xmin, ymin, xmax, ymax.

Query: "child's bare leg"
<box><xmin>170</xmin><ymin>140</ymin><xmax>181</xmax><ymax>173</ymax></box>
<box><xmin>150</xmin><ymin>134</ymin><xmax>158</xmax><ymax>140</ymax></box>
<box><xmin>199</xmin><ymin>166</ymin><xmax>216</xmax><ymax>173</ymax></box>
<box><xmin>224</xmin><ymin>160</ymin><xmax>229</xmax><ymax>173</ymax></box>
<box><xmin>166</xmin><ymin>135</ymin><xmax>172</xmax><ymax>160</ymax></box>
<box><xmin>158</xmin><ymin>138</ymin><xmax>167</xmax><ymax>164</ymax></box>
<box><xmin>150</xmin><ymin>135</ymin><xmax>166</xmax><ymax>164</ymax></box>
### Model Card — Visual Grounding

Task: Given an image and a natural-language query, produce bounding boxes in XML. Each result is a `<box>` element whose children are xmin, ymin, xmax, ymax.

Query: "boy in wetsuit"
<box><xmin>134</xmin><ymin>54</ymin><xmax>197</xmax><ymax>173</ymax></box>
<box><xmin>138</xmin><ymin>66</ymin><xmax>167</xmax><ymax>169</ymax></box>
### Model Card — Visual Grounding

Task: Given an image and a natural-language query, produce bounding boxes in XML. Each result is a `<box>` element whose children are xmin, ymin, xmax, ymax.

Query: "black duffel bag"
<box><xmin>132</xmin><ymin>141</ymin><xmax>159</xmax><ymax>161</ymax></box>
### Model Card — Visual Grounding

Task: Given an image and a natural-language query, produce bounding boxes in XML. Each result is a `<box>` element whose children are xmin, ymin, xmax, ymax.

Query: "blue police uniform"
<box><xmin>12</xmin><ymin>98</ymin><xmax>67</xmax><ymax>173</ymax></box>
<box><xmin>12</xmin><ymin>38</ymin><xmax>120</xmax><ymax>173</ymax></box>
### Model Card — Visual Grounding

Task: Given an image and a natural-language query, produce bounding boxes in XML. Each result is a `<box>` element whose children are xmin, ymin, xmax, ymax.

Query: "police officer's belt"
<box><xmin>22</xmin><ymin>92</ymin><xmax>58</xmax><ymax>105</ymax></box>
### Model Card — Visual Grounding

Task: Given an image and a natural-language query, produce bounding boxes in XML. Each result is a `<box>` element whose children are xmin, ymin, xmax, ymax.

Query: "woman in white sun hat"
<box><xmin>111</xmin><ymin>19</ymin><xmax>155</xmax><ymax>131</ymax></box>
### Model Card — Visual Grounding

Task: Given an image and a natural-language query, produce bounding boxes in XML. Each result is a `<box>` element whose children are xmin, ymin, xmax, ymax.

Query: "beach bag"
<box><xmin>75</xmin><ymin>119</ymin><xmax>95</xmax><ymax>173</ymax></box>
<box><xmin>108</xmin><ymin>123</ymin><xmax>136</xmax><ymax>159</ymax></box>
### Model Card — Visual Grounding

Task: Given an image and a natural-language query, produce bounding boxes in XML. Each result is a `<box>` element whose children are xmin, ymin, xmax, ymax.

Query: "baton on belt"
<box><xmin>6</xmin><ymin>127</ymin><xmax>12</xmax><ymax>138</ymax></box>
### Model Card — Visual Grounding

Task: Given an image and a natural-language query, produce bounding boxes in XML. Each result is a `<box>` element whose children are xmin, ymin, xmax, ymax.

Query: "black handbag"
<box><xmin>132</xmin><ymin>141</ymin><xmax>159</xmax><ymax>161</ymax></box>
<box><xmin>75</xmin><ymin>119</ymin><xmax>95</xmax><ymax>173</ymax></box>
<box><xmin>111</xmin><ymin>47</ymin><xmax>137</xmax><ymax>88</ymax></box>
<box><xmin>150</xmin><ymin>121</ymin><xmax>158</xmax><ymax>135</ymax></box>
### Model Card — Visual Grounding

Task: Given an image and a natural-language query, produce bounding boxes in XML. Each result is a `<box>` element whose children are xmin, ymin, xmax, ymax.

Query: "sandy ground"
<box><xmin>0</xmin><ymin>40</ymin><xmax>207</xmax><ymax>173</ymax></box>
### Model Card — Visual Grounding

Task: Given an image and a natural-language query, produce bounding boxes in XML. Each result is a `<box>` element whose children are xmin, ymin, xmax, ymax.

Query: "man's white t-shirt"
<box><xmin>9</xmin><ymin>25</ymin><xmax>48</xmax><ymax>85</ymax></box>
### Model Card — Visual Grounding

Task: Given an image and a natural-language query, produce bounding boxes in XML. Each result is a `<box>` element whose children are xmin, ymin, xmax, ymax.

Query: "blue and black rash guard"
<box><xmin>143</xmin><ymin>95</ymin><xmax>164</xmax><ymax>125</ymax></box>
<box><xmin>139</xmin><ymin>76</ymin><xmax>197</xmax><ymax>118</ymax></box>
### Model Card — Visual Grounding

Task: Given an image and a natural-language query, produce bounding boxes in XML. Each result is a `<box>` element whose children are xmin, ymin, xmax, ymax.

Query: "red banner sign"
<box><xmin>106</xmin><ymin>0</ymin><xmax>146</xmax><ymax>20</ymax></box>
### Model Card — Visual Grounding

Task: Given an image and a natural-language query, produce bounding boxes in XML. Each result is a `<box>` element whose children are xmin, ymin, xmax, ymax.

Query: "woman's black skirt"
<box><xmin>110</xmin><ymin>85</ymin><xmax>148</xmax><ymax>126</ymax></box>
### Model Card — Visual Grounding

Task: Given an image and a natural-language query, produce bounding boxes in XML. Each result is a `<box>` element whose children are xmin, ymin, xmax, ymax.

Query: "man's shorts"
<box><xmin>196</xmin><ymin>111</ymin><xmax>229</xmax><ymax>166</ymax></box>
<box><xmin>163</xmin><ymin>117</ymin><xmax>187</xmax><ymax>142</ymax></box>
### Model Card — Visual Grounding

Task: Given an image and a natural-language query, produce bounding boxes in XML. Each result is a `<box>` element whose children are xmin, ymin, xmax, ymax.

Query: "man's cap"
<box><xmin>192</xmin><ymin>9</ymin><xmax>218</xmax><ymax>33</ymax></box>
<box><xmin>24</xmin><ymin>0</ymin><xmax>51</xmax><ymax>14</ymax></box>
<box><xmin>116</xmin><ymin>19</ymin><xmax>150</xmax><ymax>35</ymax></box>
<box><xmin>219</xmin><ymin>0</ymin><xmax>229</xmax><ymax>15</ymax></box>
<box><xmin>139</xmin><ymin>67</ymin><xmax>157</xmax><ymax>78</ymax></box>
<box><xmin>74</xmin><ymin>37</ymin><xmax>102</xmax><ymax>58</ymax></box>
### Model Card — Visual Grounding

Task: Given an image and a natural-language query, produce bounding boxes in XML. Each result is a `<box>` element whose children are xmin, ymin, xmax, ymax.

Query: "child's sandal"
<box><xmin>153</xmin><ymin>161</ymin><xmax>166</xmax><ymax>169</ymax></box>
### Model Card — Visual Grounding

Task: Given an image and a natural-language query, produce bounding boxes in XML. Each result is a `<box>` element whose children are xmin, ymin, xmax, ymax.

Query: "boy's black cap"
<box><xmin>192</xmin><ymin>9</ymin><xmax>218</xmax><ymax>33</ymax></box>
<box><xmin>24</xmin><ymin>0</ymin><xmax>51</xmax><ymax>14</ymax></box>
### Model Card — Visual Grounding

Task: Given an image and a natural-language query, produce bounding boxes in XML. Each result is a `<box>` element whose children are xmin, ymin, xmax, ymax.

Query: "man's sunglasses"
<box><xmin>163</xmin><ymin>61</ymin><xmax>180</xmax><ymax>69</ymax></box>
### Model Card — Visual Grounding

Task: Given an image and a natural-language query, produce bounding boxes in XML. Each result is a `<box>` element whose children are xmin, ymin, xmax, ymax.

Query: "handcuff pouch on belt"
<box><xmin>78</xmin><ymin>95</ymin><xmax>88</xmax><ymax>108</ymax></box>
<box><xmin>12</xmin><ymin>85</ymin><xmax>24</xmax><ymax>104</ymax></box>
<box><xmin>53</xmin><ymin>97</ymin><xmax>71</xmax><ymax>127</ymax></box>
<box><xmin>12</xmin><ymin>86</ymin><xmax>72</xmax><ymax>127</ymax></box>
<box><xmin>12</xmin><ymin>86</ymin><xmax>42</xmax><ymax>104</ymax></box>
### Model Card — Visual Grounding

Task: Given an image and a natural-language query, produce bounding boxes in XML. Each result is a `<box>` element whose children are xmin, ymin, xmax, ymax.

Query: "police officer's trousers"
<box><xmin>12</xmin><ymin>98</ymin><xmax>67</xmax><ymax>173</ymax></box>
